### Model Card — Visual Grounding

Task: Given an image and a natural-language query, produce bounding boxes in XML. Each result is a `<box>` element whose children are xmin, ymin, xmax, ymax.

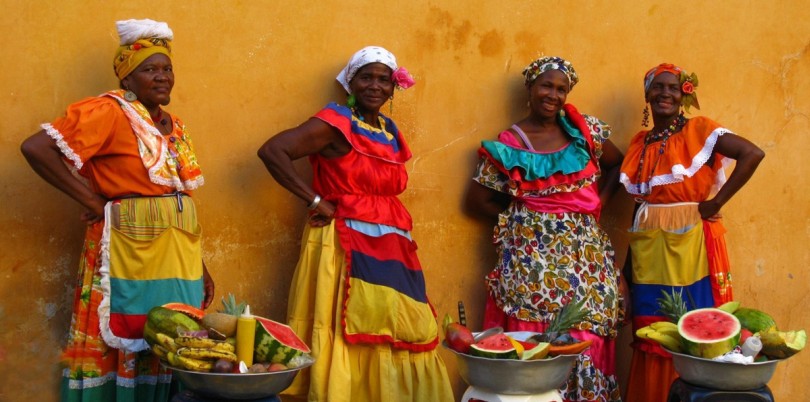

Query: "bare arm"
<box><xmin>698</xmin><ymin>134</ymin><xmax>765</xmax><ymax>220</ymax></box>
<box><xmin>597</xmin><ymin>138</ymin><xmax>624</xmax><ymax>207</ymax></box>
<box><xmin>257</xmin><ymin>118</ymin><xmax>348</xmax><ymax>226</ymax></box>
<box><xmin>20</xmin><ymin>130</ymin><xmax>107</xmax><ymax>224</ymax></box>
<box><xmin>464</xmin><ymin>181</ymin><xmax>510</xmax><ymax>221</ymax></box>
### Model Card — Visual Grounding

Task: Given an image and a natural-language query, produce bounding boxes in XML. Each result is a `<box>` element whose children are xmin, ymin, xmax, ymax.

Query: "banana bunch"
<box><xmin>636</xmin><ymin>321</ymin><xmax>683</xmax><ymax>353</ymax></box>
<box><xmin>152</xmin><ymin>334</ymin><xmax>237</xmax><ymax>372</ymax></box>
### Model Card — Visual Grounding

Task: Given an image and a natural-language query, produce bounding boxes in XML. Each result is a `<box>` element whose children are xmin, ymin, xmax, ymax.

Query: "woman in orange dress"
<box><xmin>619</xmin><ymin>63</ymin><xmax>764</xmax><ymax>402</ymax></box>
<box><xmin>21</xmin><ymin>19</ymin><xmax>213</xmax><ymax>402</ymax></box>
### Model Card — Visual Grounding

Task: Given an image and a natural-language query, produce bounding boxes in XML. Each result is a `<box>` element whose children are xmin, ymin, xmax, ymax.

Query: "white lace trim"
<box><xmin>621</xmin><ymin>127</ymin><xmax>734</xmax><ymax>196</ymax></box>
<box><xmin>63</xmin><ymin>368</ymin><xmax>171</xmax><ymax>390</ymax></box>
<box><xmin>97</xmin><ymin>201</ymin><xmax>149</xmax><ymax>353</ymax></box>
<box><xmin>41</xmin><ymin>122</ymin><xmax>83</xmax><ymax>170</ymax></box>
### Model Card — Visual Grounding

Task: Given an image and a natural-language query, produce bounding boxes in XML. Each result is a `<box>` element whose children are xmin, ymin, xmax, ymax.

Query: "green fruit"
<box><xmin>716</xmin><ymin>301</ymin><xmax>740</xmax><ymax>314</ymax></box>
<box><xmin>733</xmin><ymin>307</ymin><xmax>777</xmax><ymax>333</ymax></box>
<box><xmin>144</xmin><ymin>306</ymin><xmax>201</xmax><ymax>350</ymax></box>
<box><xmin>521</xmin><ymin>342</ymin><xmax>550</xmax><ymax>360</ymax></box>
<box><xmin>759</xmin><ymin>329</ymin><xmax>806</xmax><ymax>359</ymax></box>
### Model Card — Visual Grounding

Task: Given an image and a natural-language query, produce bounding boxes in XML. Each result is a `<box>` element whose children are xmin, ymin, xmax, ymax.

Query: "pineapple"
<box><xmin>529</xmin><ymin>298</ymin><xmax>590</xmax><ymax>343</ymax></box>
<box><xmin>219</xmin><ymin>293</ymin><xmax>246</xmax><ymax>317</ymax></box>
<box><xmin>656</xmin><ymin>289</ymin><xmax>689</xmax><ymax>323</ymax></box>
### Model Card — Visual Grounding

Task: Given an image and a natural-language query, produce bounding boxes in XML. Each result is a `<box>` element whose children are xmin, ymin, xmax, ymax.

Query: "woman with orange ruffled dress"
<box><xmin>21</xmin><ymin>19</ymin><xmax>213</xmax><ymax>402</ymax></box>
<box><xmin>620</xmin><ymin>63</ymin><xmax>764</xmax><ymax>402</ymax></box>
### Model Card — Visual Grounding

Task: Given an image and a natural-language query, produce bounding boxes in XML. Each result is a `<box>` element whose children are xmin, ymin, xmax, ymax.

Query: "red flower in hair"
<box><xmin>682</xmin><ymin>81</ymin><xmax>695</xmax><ymax>94</ymax></box>
<box><xmin>132</xmin><ymin>43</ymin><xmax>142</xmax><ymax>50</ymax></box>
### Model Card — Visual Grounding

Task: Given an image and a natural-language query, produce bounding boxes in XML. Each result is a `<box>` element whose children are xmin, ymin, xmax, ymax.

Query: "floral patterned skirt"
<box><xmin>486</xmin><ymin>202</ymin><xmax>622</xmax><ymax>338</ymax></box>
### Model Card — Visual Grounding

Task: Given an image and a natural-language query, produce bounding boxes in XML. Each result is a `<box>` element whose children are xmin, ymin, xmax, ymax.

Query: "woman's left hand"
<box><xmin>309</xmin><ymin>200</ymin><xmax>336</xmax><ymax>227</ymax></box>
<box><xmin>202</xmin><ymin>262</ymin><xmax>215</xmax><ymax>309</ymax></box>
<box><xmin>698</xmin><ymin>199</ymin><xmax>723</xmax><ymax>221</ymax></box>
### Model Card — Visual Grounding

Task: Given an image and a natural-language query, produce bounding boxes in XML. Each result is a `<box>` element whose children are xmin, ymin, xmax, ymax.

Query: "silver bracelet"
<box><xmin>307</xmin><ymin>194</ymin><xmax>322</xmax><ymax>210</ymax></box>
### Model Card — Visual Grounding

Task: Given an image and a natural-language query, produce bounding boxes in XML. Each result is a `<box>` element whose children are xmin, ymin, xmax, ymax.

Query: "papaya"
<box><xmin>548</xmin><ymin>340</ymin><xmax>593</xmax><ymax>356</ymax></box>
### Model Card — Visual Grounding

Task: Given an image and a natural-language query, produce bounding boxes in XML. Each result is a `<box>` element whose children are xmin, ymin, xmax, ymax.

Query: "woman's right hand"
<box><xmin>308</xmin><ymin>200</ymin><xmax>336</xmax><ymax>227</ymax></box>
<box><xmin>80</xmin><ymin>195</ymin><xmax>107</xmax><ymax>224</ymax></box>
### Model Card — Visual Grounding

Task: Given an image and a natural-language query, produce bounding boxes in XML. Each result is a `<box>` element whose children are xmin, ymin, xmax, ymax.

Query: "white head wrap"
<box><xmin>336</xmin><ymin>46</ymin><xmax>398</xmax><ymax>93</ymax></box>
<box><xmin>116</xmin><ymin>19</ymin><xmax>173</xmax><ymax>45</ymax></box>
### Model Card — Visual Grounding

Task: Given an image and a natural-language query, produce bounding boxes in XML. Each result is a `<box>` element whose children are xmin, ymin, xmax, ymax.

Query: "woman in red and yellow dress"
<box><xmin>21</xmin><ymin>19</ymin><xmax>213</xmax><ymax>402</ymax></box>
<box><xmin>620</xmin><ymin>63</ymin><xmax>764</xmax><ymax>402</ymax></box>
<box><xmin>257</xmin><ymin>46</ymin><xmax>453</xmax><ymax>402</ymax></box>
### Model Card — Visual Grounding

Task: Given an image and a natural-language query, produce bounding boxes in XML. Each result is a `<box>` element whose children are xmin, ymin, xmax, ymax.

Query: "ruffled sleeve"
<box><xmin>41</xmin><ymin>96</ymin><xmax>126</xmax><ymax>170</ymax></box>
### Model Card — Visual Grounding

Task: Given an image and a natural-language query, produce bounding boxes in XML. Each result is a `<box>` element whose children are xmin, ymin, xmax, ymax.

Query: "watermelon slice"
<box><xmin>469</xmin><ymin>333</ymin><xmax>519</xmax><ymax>359</ymax></box>
<box><xmin>253</xmin><ymin>316</ymin><xmax>311</xmax><ymax>364</ymax></box>
<box><xmin>678</xmin><ymin>308</ymin><xmax>741</xmax><ymax>358</ymax></box>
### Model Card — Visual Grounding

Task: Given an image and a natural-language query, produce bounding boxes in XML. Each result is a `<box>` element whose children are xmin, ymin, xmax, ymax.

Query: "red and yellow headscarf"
<box><xmin>113</xmin><ymin>19</ymin><xmax>173</xmax><ymax>80</ymax></box>
<box><xmin>643</xmin><ymin>63</ymin><xmax>700</xmax><ymax>112</ymax></box>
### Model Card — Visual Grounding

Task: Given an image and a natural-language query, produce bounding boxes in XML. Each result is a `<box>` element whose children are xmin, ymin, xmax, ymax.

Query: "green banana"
<box><xmin>175</xmin><ymin>336</ymin><xmax>221</xmax><ymax>349</ymax></box>
<box><xmin>647</xmin><ymin>331</ymin><xmax>683</xmax><ymax>352</ymax></box>
<box><xmin>176</xmin><ymin>347</ymin><xmax>238</xmax><ymax>362</ymax></box>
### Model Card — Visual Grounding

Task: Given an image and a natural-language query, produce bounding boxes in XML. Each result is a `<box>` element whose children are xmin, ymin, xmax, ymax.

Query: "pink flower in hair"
<box><xmin>392</xmin><ymin>67</ymin><xmax>415</xmax><ymax>90</ymax></box>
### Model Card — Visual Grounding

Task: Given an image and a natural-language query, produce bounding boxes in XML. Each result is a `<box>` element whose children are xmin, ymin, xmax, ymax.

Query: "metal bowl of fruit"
<box><xmin>167</xmin><ymin>361</ymin><xmax>313</xmax><ymax>400</ymax></box>
<box><xmin>669</xmin><ymin>350</ymin><xmax>780</xmax><ymax>391</ymax></box>
<box><xmin>443</xmin><ymin>331</ymin><xmax>578</xmax><ymax>395</ymax></box>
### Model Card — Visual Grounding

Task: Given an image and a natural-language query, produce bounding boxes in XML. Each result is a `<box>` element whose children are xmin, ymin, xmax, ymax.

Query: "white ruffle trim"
<box><xmin>41</xmin><ymin>123</ymin><xmax>83</xmax><ymax>170</ymax></box>
<box><xmin>97</xmin><ymin>201</ymin><xmax>149</xmax><ymax>353</ymax></box>
<box><xmin>621</xmin><ymin>127</ymin><xmax>734</xmax><ymax>196</ymax></box>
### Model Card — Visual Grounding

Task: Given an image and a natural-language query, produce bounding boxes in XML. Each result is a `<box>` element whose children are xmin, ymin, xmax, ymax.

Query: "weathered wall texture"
<box><xmin>1</xmin><ymin>1</ymin><xmax>808</xmax><ymax>400</ymax></box>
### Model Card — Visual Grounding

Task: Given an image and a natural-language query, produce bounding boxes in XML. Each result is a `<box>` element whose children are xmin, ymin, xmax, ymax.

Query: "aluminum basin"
<box><xmin>444</xmin><ymin>331</ymin><xmax>577</xmax><ymax>395</ymax></box>
<box><xmin>670</xmin><ymin>350</ymin><xmax>780</xmax><ymax>391</ymax></box>
<box><xmin>167</xmin><ymin>361</ymin><xmax>312</xmax><ymax>400</ymax></box>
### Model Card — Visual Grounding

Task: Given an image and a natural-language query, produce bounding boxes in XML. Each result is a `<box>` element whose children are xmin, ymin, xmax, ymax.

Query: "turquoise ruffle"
<box><xmin>481</xmin><ymin>115</ymin><xmax>592</xmax><ymax>181</ymax></box>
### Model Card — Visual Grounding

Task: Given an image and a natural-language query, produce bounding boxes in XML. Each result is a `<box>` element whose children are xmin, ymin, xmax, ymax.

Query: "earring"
<box><xmin>527</xmin><ymin>100</ymin><xmax>531</xmax><ymax>108</ymax></box>
<box><xmin>347</xmin><ymin>93</ymin><xmax>356</xmax><ymax>108</ymax></box>
<box><xmin>124</xmin><ymin>90</ymin><xmax>137</xmax><ymax>102</ymax></box>
<box><xmin>389</xmin><ymin>95</ymin><xmax>394</xmax><ymax>114</ymax></box>
<box><xmin>642</xmin><ymin>104</ymin><xmax>650</xmax><ymax>127</ymax></box>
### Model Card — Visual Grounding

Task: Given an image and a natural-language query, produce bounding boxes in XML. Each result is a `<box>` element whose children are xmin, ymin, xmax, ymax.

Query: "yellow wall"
<box><xmin>2</xmin><ymin>1</ymin><xmax>808</xmax><ymax>400</ymax></box>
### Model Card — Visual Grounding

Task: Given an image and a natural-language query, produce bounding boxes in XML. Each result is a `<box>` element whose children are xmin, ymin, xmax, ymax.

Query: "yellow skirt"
<box><xmin>282</xmin><ymin>220</ymin><xmax>454</xmax><ymax>402</ymax></box>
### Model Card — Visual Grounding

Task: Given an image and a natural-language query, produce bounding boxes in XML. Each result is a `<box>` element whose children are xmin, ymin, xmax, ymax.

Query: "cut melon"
<box><xmin>759</xmin><ymin>328</ymin><xmax>806</xmax><ymax>359</ymax></box>
<box><xmin>678</xmin><ymin>308</ymin><xmax>741</xmax><ymax>358</ymax></box>
<box><xmin>253</xmin><ymin>316</ymin><xmax>311</xmax><ymax>364</ymax></box>
<box><xmin>469</xmin><ymin>333</ymin><xmax>519</xmax><ymax>359</ymax></box>
<box><xmin>521</xmin><ymin>342</ymin><xmax>550</xmax><ymax>360</ymax></box>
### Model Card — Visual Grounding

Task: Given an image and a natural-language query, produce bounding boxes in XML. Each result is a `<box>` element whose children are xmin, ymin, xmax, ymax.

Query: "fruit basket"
<box><xmin>669</xmin><ymin>350</ymin><xmax>780</xmax><ymax>391</ymax></box>
<box><xmin>166</xmin><ymin>361</ymin><xmax>312</xmax><ymax>400</ymax></box>
<box><xmin>443</xmin><ymin>331</ymin><xmax>578</xmax><ymax>395</ymax></box>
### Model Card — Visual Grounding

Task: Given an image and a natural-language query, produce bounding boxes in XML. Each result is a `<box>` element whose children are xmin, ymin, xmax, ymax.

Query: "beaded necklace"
<box><xmin>634</xmin><ymin>113</ymin><xmax>687</xmax><ymax>196</ymax></box>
